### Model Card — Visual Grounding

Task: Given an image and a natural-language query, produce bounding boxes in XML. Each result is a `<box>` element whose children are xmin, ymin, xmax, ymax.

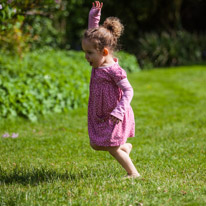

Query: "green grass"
<box><xmin>0</xmin><ymin>65</ymin><xmax>206</xmax><ymax>206</ymax></box>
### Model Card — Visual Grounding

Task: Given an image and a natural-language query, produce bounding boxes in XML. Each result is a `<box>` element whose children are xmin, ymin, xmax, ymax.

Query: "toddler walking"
<box><xmin>82</xmin><ymin>1</ymin><xmax>140</xmax><ymax>178</ymax></box>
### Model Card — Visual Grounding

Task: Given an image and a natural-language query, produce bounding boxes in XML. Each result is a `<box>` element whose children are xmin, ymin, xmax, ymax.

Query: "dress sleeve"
<box><xmin>88</xmin><ymin>7</ymin><xmax>101</xmax><ymax>29</ymax></box>
<box><xmin>109</xmin><ymin>66</ymin><xmax>127</xmax><ymax>84</ymax></box>
<box><xmin>109</xmin><ymin>68</ymin><xmax>133</xmax><ymax>121</ymax></box>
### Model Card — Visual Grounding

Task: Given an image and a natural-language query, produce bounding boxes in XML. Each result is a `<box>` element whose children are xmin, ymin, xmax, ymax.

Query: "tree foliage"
<box><xmin>0</xmin><ymin>0</ymin><xmax>205</xmax><ymax>60</ymax></box>
<box><xmin>0</xmin><ymin>0</ymin><xmax>62</xmax><ymax>55</ymax></box>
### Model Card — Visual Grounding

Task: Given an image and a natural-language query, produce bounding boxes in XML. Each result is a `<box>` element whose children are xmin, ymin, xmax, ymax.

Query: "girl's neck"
<box><xmin>100</xmin><ymin>55</ymin><xmax>116</xmax><ymax>67</ymax></box>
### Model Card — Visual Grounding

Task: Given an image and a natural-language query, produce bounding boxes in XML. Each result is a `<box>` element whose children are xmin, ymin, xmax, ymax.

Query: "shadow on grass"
<box><xmin>0</xmin><ymin>166</ymin><xmax>88</xmax><ymax>186</ymax></box>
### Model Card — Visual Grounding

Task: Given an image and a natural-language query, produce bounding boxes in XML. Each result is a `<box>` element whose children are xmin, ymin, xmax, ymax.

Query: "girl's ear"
<box><xmin>103</xmin><ymin>48</ymin><xmax>109</xmax><ymax>56</ymax></box>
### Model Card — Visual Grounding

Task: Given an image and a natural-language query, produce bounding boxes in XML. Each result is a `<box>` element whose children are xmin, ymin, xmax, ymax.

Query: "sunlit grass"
<box><xmin>0</xmin><ymin>65</ymin><xmax>206</xmax><ymax>205</ymax></box>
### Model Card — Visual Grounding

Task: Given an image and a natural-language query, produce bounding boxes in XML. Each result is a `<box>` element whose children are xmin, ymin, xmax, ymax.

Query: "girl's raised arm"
<box><xmin>88</xmin><ymin>1</ymin><xmax>103</xmax><ymax>29</ymax></box>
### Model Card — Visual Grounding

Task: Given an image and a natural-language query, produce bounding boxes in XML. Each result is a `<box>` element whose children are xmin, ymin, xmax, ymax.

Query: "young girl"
<box><xmin>82</xmin><ymin>1</ymin><xmax>140</xmax><ymax>178</ymax></box>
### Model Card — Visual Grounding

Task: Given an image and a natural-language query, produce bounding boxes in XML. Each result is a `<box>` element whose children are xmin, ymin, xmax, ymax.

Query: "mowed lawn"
<box><xmin>0</xmin><ymin>65</ymin><xmax>206</xmax><ymax>206</ymax></box>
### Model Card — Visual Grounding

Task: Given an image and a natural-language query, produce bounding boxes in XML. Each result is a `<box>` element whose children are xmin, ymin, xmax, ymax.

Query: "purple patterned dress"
<box><xmin>88</xmin><ymin>62</ymin><xmax>135</xmax><ymax>147</ymax></box>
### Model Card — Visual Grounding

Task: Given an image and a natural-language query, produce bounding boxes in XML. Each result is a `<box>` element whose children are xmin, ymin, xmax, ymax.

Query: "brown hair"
<box><xmin>83</xmin><ymin>17</ymin><xmax>124</xmax><ymax>52</ymax></box>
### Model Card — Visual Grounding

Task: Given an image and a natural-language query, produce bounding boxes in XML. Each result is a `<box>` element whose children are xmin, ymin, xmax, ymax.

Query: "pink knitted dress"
<box><xmin>87</xmin><ymin>7</ymin><xmax>135</xmax><ymax>147</ymax></box>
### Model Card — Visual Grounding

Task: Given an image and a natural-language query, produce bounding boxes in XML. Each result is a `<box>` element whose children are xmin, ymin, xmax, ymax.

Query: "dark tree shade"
<box><xmin>181</xmin><ymin>0</ymin><xmax>206</xmax><ymax>32</ymax></box>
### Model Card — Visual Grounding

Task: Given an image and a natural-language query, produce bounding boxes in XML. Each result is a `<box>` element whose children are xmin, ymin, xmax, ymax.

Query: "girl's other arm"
<box><xmin>88</xmin><ymin>1</ymin><xmax>103</xmax><ymax>29</ymax></box>
<box><xmin>110</xmin><ymin>78</ymin><xmax>134</xmax><ymax>122</ymax></box>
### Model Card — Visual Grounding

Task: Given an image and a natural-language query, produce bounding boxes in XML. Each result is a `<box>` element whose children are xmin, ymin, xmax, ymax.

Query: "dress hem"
<box><xmin>90</xmin><ymin>136</ymin><xmax>135</xmax><ymax>147</ymax></box>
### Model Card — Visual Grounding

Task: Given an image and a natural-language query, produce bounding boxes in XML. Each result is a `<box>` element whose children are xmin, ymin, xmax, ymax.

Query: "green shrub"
<box><xmin>24</xmin><ymin>16</ymin><xmax>63</xmax><ymax>50</ymax></box>
<box><xmin>0</xmin><ymin>0</ymin><xmax>60</xmax><ymax>56</ymax></box>
<box><xmin>115</xmin><ymin>51</ymin><xmax>141</xmax><ymax>72</ymax></box>
<box><xmin>0</xmin><ymin>48</ymin><xmax>90</xmax><ymax>121</ymax></box>
<box><xmin>137</xmin><ymin>30</ymin><xmax>205</xmax><ymax>69</ymax></box>
<box><xmin>0</xmin><ymin>48</ymin><xmax>139</xmax><ymax>121</ymax></box>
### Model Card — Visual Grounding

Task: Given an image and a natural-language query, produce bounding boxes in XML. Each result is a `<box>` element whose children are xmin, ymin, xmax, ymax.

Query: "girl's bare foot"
<box><xmin>125</xmin><ymin>173</ymin><xmax>141</xmax><ymax>179</ymax></box>
<box><xmin>120</xmin><ymin>143</ymin><xmax>133</xmax><ymax>155</ymax></box>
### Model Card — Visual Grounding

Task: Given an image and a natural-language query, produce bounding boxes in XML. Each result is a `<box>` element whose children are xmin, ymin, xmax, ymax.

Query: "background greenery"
<box><xmin>0</xmin><ymin>66</ymin><xmax>205</xmax><ymax>205</ymax></box>
<box><xmin>0</xmin><ymin>0</ymin><xmax>206</xmax><ymax>68</ymax></box>
<box><xmin>0</xmin><ymin>0</ymin><xmax>205</xmax><ymax>124</ymax></box>
<box><xmin>0</xmin><ymin>49</ymin><xmax>140</xmax><ymax>120</ymax></box>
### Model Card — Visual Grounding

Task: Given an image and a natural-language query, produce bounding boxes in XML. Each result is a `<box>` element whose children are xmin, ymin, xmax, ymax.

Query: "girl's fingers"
<box><xmin>111</xmin><ymin>116</ymin><xmax>120</xmax><ymax>124</ymax></box>
<box><xmin>92</xmin><ymin>1</ymin><xmax>102</xmax><ymax>9</ymax></box>
<box><xmin>111</xmin><ymin>116</ymin><xmax>115</xmax><ymax>123</ymax></box>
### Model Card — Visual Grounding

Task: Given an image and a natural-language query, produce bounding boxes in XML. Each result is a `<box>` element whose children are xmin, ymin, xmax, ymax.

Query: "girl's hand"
<box><xmin>92</xmin><ymin>1</ymin><xmax>103</xmax><ymax>10</ymax></box>
<box><xmin>110</xmin><ymin>115</ymin><xmax>121</xmax><ymax>124</ymax></box>
<box><xmin>88</xmin><ymin>2</ymin><xmax>102</xmax><ymax>29</ymax></box>
<box><xmin>90</xmin><ymin>1</ymin><xmax>103</xmax><ymax>17</ymax></box>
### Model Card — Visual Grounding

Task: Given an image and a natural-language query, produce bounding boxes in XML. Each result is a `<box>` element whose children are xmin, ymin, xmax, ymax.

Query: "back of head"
<box><xmin>83</xmin><ymin>17</ymin><xmax>124</xmax><ymax>52</ymax></box>
<box><xmin>103</xmin><ymin>17</ymin><xmax>124</xmax><ymax>40</ymax></box>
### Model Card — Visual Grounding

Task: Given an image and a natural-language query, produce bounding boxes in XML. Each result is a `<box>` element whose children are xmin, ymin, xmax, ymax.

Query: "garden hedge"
<box><xmin>0</xmin><ymin>48</ymin><xmax>140</xmax><ymax>121</ymax></box>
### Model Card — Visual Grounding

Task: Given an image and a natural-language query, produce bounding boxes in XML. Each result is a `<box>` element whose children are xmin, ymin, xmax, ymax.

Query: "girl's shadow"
<box><xmin>0</xmin><ymin>167</ymin><xmax>82</xmax><ymax>186</ymax></box>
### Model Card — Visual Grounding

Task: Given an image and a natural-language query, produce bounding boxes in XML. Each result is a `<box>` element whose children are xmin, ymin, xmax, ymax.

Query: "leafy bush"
<box><xmin>116</xmin><ymin>51</ymin><xmax>141</xmax><ymax>72</ymax></box>
<box><xmin>137</xmin><ymin>30</ymin><xmax>205</xmax><ymax>69</ymax></box>
<box><xmin>23</xmin><ymin>16</ymin><xmax>63</xmax><ymax>50</ymax></box>
<box><xmin>0</xmin><ymin>0</ymin><xmax>62</xmax><ymax>56</ymax></box>
<box><xmin>0</xmin><ymin>49</ymin><xmax>90</xmax><ymax>121</ymax></box>
<box><xmin>0</xmin><ymin>49</ymin><xmax>139</xmax><ymax>121</ymax></box>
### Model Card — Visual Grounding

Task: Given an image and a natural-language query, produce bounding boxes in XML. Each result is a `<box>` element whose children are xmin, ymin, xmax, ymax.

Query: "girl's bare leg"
<box><xmin>90</xmin><ymin>144</ymin><xmax>140</xmax><ymax>177</ymax></box>
<box><xmin>108</xmin><ymin>146</ymin><xmax>140</xmax><ymax>177</ymax></box>
<box><xmin>120</xmin><ymin>143</ymin><xmax>132</xmax><ymax>155</ymax></box>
